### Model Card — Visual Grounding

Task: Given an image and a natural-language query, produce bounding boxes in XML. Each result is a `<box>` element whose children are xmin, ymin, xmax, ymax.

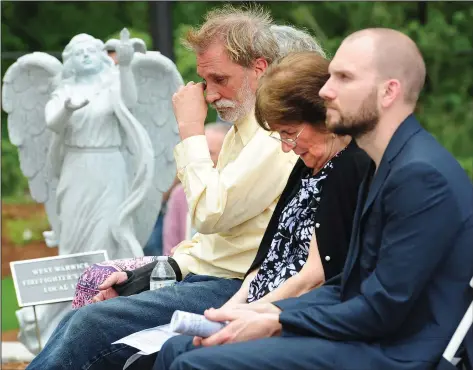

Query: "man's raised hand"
<box><xmin>172</xmin><ymin>82</ymin><xmax>207</xmax><ymax>140</ymax></box>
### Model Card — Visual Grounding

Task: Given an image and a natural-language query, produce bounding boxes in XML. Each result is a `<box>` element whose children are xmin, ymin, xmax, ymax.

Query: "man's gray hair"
<box><xmin>271</xmin><ymin>25</ymin><xmax>326</xmax><ymax>58</ymax></box>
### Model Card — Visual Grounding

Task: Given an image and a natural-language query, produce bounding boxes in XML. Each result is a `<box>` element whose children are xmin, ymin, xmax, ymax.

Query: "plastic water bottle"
<box><xmin>150</xmin><ymin>256</ymin><xmax>176</xmax><ymax>290</ymax></box>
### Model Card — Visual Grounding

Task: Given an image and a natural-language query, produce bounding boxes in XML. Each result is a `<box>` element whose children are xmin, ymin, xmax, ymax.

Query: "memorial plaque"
<box><xmin>10</xmin><ymin>250</ymin><xmax>109</xmax><ymax>307</ymax></box>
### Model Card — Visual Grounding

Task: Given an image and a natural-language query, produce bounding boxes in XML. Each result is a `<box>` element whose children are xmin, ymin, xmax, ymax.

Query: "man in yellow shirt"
<box><xmin>26</xmin><ymin>6</ymin><xmax>302</xmax><ymax>370</ymax></box>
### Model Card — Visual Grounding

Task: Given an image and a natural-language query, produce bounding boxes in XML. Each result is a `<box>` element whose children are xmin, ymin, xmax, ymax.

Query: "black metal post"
<box><xmin>149</xmin><ymin>1</ymin><xmax>174</xmax><ymax>62</ymax></box>
<box><xmin>418</xmin><ymin>2</ymin><xmax>427</xmax><ymax>25</ymax></box>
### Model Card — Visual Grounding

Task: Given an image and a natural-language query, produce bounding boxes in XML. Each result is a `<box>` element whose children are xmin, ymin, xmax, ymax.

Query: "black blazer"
<box><xmin>246</xmin><ymin>140</ymin><xmax>371</xmax><ymax>281</ymax></box>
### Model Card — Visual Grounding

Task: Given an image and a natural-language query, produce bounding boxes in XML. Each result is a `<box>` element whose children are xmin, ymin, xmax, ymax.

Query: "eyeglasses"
<box><xmin>269</xmin><ymin>125</ymin><xmax>306</xmax><ymax>149</ymax></box>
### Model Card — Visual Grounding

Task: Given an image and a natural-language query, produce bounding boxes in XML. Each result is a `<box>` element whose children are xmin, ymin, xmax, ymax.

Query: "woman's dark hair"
<box><xmin>255</xmin><ymin>51</ymin><xmax>330</xmax><ymax>131</ymax></box>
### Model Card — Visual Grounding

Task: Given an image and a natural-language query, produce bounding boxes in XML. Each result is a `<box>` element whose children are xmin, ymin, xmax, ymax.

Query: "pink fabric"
<box><xmin>163</xmin><ymin>184</ymin><xmax>189</xmax><ymax>255</ymax></box>
<box><xmin>71</xmin><ymin>256</ymin><xmax>159</xmax><ymax>309</ymax></box>
<box><xmin>72</xmin><ymin>185</ymin><xmax>189</xmax><ymax>309</ymax></box>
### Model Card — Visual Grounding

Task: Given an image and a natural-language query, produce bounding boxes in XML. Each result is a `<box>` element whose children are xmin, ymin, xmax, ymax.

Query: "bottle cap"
<box><xmin>157</xmin><ymin>256</ymin><xmax>168</xmax><ymax>261</ymax></box>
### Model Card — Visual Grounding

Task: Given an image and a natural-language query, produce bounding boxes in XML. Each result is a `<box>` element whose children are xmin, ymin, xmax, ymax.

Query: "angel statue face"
<box><xmin>71</xmin><ymin>42</ymin><xmax>102</xmax><ymax>73</ymax></box>
<box><xmin>62</xmin><ymin>34</ymin><xmax>112</xmax><ymax>78</ymax></box>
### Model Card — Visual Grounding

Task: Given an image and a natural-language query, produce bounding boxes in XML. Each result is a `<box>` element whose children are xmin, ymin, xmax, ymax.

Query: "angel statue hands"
<box><xmin>115</xmin><ymin>28</ymin><xmax>134</xmax><ymax>67</ymax></box>
<box><xmin>2</xmin><ymin>28</ymin><xmax>184</xmax><ymax>260</ymax></box>
<box><xmin>64</xmin><ymin>97</ymin><xmax>89</xmax><ymax>111</ymax></box>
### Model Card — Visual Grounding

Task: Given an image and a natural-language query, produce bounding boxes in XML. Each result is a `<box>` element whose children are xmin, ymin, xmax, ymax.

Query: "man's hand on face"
<box><xmin>192</xmin><ymin>306</ymin><xmax>282</xmax><ymax>347</ymax></box>
<box><xmin>172</xmin><ymin>82</ymin><xmax>207</xmax><ymax>141</ymax></box>
<box><xmin>92</xmin><ymin>271</ymin><xmax>128</xmax><ymax>303</ymax></box>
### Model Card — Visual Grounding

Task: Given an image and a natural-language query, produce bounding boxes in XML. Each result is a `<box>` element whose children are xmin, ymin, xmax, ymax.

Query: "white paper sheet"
<box><xmin>113</xmin><ymin>311</ymin><xmax>227</xmax><ymax>369</ymax></box>
<box><xmin>112</xmin><ymin>324</ymin><xmax>179</xmax><ymax>369</ymax></box>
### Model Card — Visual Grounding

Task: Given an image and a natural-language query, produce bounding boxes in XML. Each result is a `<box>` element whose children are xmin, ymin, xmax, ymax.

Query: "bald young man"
<box><xmin>157</xmin><ymin>28</ymin><xmax>473</xmax><ymax>370</ymax></box>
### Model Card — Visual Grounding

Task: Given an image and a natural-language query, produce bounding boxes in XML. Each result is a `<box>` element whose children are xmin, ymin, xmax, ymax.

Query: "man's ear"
<box><xmin>381</xmin><ymin>79</ymin><xmax>401</xmax><ymax>108</ymax></box>
<box><xmin>254</xmin><ymin>57</ymin><xmax>268</xmax><ymax>79</ymax></box>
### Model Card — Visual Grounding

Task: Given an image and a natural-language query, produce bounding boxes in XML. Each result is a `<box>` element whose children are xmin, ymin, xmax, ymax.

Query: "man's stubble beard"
<box><xmin>327</xmin><ymin>88</ymin><xmax>380</xmax><ymax>139</ymax></box>
<box><xmin>214</xmin><ymin>75</ymin><xmax>255</xmax><ymax>123</ymax></box>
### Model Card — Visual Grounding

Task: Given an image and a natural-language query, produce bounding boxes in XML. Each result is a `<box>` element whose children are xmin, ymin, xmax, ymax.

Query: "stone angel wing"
<box><xmin>127</xmin><ymin>51</ymin><xmax>184</xmax><ymax>247</ymax></box>
<box><xmin>2</xmin><ymin>52</ymin><xmax>63</xmax><ymax>239</ymax></box>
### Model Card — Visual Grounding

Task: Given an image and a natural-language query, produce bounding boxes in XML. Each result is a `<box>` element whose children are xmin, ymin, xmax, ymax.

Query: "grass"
<box><xmin>1</xmin><ymin>194</ymin><xmax>36</xmax><ymax>205</ymax></box>
<box><xmin>5</xmin><ymin>217</ymin><xmax>50</xmax><ymax>246</ymax></box>
<box><xmin>1</xmin><ymin>277</ymin><xmax>20</xmax><ymax>331</ymax></box>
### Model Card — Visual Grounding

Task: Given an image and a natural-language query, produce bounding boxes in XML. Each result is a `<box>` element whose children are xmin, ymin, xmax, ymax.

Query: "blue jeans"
<box><xmin>143</xmin><ymin>210</ymin><xmax>165</xmax><ymax>256</ymax></box>
<box><xmin>26</xmin><ymin>274</ymin><xmax>241</xmax><ymax>370</ymax></box>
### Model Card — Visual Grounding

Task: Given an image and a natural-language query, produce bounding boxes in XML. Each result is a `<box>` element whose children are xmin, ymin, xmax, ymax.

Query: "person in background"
<box><xmin>163</xmin><ymin>122</ymin><xmax>231</xmax><ymax>256</ymax></box>
<box><xmin>104</xmin><ymin>36</ymin><xmax>147</xmax><ymax>64</ymax></box>
<box><xmin>142</xmin><ymin>182</ymin><xmax>176</xmax><ymax>256</ymax></box>
<box><xmin>270</xmin><ymin>24</ymin><xmax>327</xmax><ymax>57</ymax></box>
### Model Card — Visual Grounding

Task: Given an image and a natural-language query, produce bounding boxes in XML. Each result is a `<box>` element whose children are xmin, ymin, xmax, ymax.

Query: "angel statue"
<box><xmin>2</xmin><ymin>28</ymin><xmax>183</xmax><ymax>354</ymax></box>
<box><xmin>2</xmin><ymin>28</ymin><xmax>183</xmax><ymax>261</ymax></box>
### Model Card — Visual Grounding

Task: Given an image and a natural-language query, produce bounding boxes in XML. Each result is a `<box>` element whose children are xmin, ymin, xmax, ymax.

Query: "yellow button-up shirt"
<box><xmin>172</xmin><ymin>113</ymin><xmax>298</xmax><ymax>279</ymax></box>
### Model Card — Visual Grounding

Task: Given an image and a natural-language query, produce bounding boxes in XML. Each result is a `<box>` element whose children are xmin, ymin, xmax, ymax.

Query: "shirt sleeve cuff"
<box><xmin>174</xmin><ymin>135</ymin><xmax>212</xmax><ymax>170</ymax></box>
<box><xmin>171</xmin><ymin>252</ymin><xmax>193</xmax><ymax>279</ymax></box>
<box><xmin>277</xmin><ymin>310</ymin><xmax>307</xmax><ymax>338</ymax></box>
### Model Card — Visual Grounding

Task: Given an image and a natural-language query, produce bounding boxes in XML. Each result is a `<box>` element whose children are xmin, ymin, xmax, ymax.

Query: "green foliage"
<box><xmin>459</xmin><ymin>157</ymin><xmax>473</xmax><ymax>180</ymax></box>
<box><xmin>1</xmin><ymin>1</ymin><xmax>472</xmax><ymax>192</ymax></box>
<box><xmin>1</xmin><ymin>277</ymin><xmax>20</xmax><ymax>331</ymax></box>
<box><xmin>1</xmin><ymin>136</ymin><xmax>28</xmax><ymax>198</ymax></box>
<box><xmin>2</xmin><ymin>194</ymin><xmax>37</xmax><ymax>205</ymax></box>
<box><xmin>5</xmin><ymin>215</ymin><xmax>50</xmax><ymax>246</ymax></box>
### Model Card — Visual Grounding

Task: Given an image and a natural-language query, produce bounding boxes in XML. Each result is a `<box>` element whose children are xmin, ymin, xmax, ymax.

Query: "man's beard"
<box><xmin>327</xmin><ymin>88</ymin><xmax>380</xmax><ymax>139</ymax></box>
<box><xmin>211</xmin><ymin>75</ymin><xmax>255</xmax><ymax>123</ymax></box>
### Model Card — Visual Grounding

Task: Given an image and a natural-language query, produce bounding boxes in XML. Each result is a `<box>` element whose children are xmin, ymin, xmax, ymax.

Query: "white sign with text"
<box><xmin>10</xmin><ymin>250</ymin><xmax>108</xmax><ymax>307</ymax></box>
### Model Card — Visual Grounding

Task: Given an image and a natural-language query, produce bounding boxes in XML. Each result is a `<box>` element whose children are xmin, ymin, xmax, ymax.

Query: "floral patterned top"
<box><xmin>247</xmin><ymin>154</ymin><xmax>341</xmax><ymax>303</ymax></box>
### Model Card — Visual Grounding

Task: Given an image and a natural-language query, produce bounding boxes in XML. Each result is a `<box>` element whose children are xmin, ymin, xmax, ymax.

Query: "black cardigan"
<box><xmin>246</xmin><ymin>140</ymin><xmax>371</xmax><ymax>281</ymax></box>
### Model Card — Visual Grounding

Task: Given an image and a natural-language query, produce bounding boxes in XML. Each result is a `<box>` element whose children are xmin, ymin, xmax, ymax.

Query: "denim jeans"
<box><xmin>26</xmin><ymin>274</ymin><xmax>241</xmax><ymax>370</ymax></box>
<box><xmin>143</xmin><ymin>210</ymin><xmax>165</xmax><ymax>256</ymax></box>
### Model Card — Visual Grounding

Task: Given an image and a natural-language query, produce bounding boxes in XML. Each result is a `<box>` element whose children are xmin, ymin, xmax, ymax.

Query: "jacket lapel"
<box><xmin>341</xmin><ymin>172</ymin><xmax>370</xmax><ymax>290</ymax></box>
<box><xmin>361</xmin><ymin>115</ymin><xmax>421</xmax><ymax>218</ymax></box>
<box><xmin>341</xmin><ymin>115</ymin><xmax>422</xmax><ymax>292</ymax></box>
<box><xmin>361</xmin><ymin>158</ymin><xmax>391</xmax><ymax>218</ymax></box>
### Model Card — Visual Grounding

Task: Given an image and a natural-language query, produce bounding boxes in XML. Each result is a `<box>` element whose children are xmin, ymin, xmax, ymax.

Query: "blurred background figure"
<box><xmin>145</xmin><ymin>122</ymin><xmax>232</xmax><ymax>257</ymax></box>
<box><xmin>142</xmin><ymin>179</ymin><xmax>177</xmax><ymax>256</ymax></box>
<box><xmin>270</xmin><ymin>24</ymin><xmax>327</xmax><ymax>57</ymax></box>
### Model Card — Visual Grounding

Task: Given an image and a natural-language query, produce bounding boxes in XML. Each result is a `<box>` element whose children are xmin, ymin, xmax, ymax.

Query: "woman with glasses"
<box><xmin>221</xmin><ymin>50</ymin><xmax>371</xmax><ymax>308</ymax></box>
<box><xmin>76</xmin><ymin>51</ymin><xmax>370</xmax><ymax>318</ymax></box>
<box><xmin>154</xmin><ymin>50</ymin><xmax>372</xmax><ymax>370</ymax></box>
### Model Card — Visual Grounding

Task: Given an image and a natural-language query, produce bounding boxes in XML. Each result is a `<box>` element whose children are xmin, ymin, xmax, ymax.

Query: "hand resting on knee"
<box><xmin>92</xmin><ymin>272</ymin><xmax>128</xmax><ymax>302</ymax></box>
